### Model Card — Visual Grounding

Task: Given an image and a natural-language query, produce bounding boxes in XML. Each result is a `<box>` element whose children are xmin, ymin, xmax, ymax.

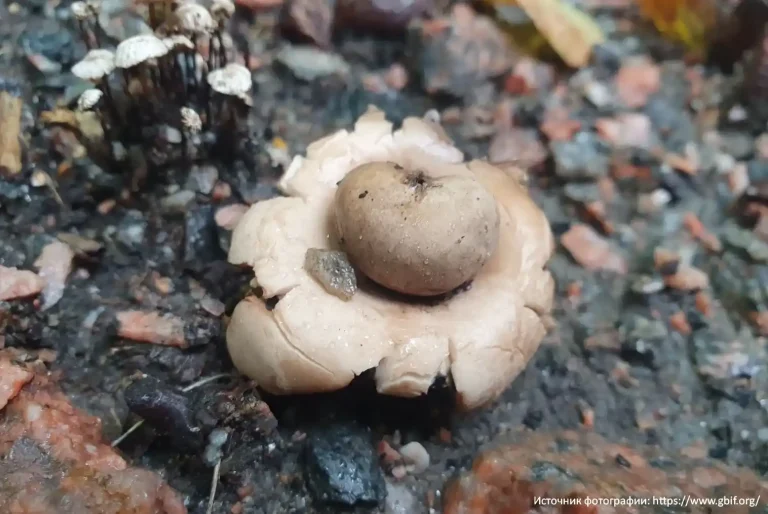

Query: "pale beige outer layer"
<box><xmin>227</xmin><ymin>106</ymin><xmax>555</xmax><ymax>410</ymax></box>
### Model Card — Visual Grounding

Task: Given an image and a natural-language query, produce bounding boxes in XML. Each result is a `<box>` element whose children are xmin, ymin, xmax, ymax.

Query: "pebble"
<box><xmin>116</xmin><ymin>310</ymin><xmax>187</xmax><ymax>348</ymax></box>
<box><xmin>551</xmin><ymin>132</ymin><xmax>610</xmax><ymax>180</ymax></box>
<box><xmin>185</xmin><ymin>165</ymin><xmax>219</xmax><ymax>195</ymax></box>
<box><xmin>0</xmin><ymin>358</ymin><xmax>33</xmax><ymax>410</ymax></box>
<box><xmin>161</xmin><ymin>190</ymin><xmax>196</xmax><ymax>213</ymax></box>
<box><xmin>0</xmin><ymin>266</ymin><xmax>44</xmax><ymax>301</ymax></box>
<box><xmin>280</xmin><ymin>0</ymin><xmax>335</xmax><ymax>47</ymax></box>
<box><xmin>19</xmin><ymin>20</ymin><xmax>76</xmax><ymax>72</ymax></box>
<box><xmin>304</xmin><ymin>423</ymin><xmax>386</xmax><ymax>507</ymax></box>
<box><xmin>276</xmin><ymin>45</ymin><xmax>351</xmax><ymax>81</ymax></box>
<box><xmin>723</xmin><ymin>224</ymin><xmax>768</xmax><ymax>262</ymax></box>
<box><xmin>304</xmin><ymin>249</ymin><xmax>357</xmax><ymax>301</ymax></box>
<box><xmin>637</xmin><ymin>188</ymin><xmax>672</xmax><ymax>214</ymax></box>
<box><xmin>630</xmin><ymin>275</ymin><xmax>665</xmax><ymax>295</ymax></box>
<box><xmin>115</xmin><ymin>210</ymin><xmax>147</xmax><ymax>253</ymax></box>
<box><xmin>335</xmin><ymin>0</ymin><xmax>433</xmax><ymax>32</ymax></box>
<box><xmin>385</xmin><ymin>481</ymin><xmax>418</xmax><ymax>514</ymax></box>
<box><xmin>619</xmin><ymin>316</ymin><xmax>667</xmax><ymax>369</ymax></box>
<box><xmin>488</xmin><ymin>128</ymin><xmax>547</xmax><ymax>170</ymax></box>
<box><xmin>33</xmin><ymin>240</ymin><xmax>74</xmax><ymax>311</ymax></box>
<box><xmin>563</xmin><ymin>182</ymin><xmax>602</xmax><ymax>204</ymax></box>
<box><xmin>615</xmin><ymin>57</ymin><xmax>660</xmax><ymax>108</ymax></box>
<box><xmin>183</xmin><ymin>314</ymin><xmax>221</xmax><ymax>347</ymax></box>
<box><xmin>718</xmin><ymin>130</ymin><xmax>754</xmax><ymax>160</ymax></box>
<box><xmin>123</xmin><ymin>375</ymin><xmax>203</xmax><ymax>451</ymax></box>
<box><xmin>184</xmin><ymin>206</ymin><xmax>225</xmax><ymax>269</ymax></box>
<box><xmin>399</xmin><ymin>441</ymin><xmax>430</xmax><ymax>474</ymax></box>
<box><xmin>408</xmin><ymin>4</ymin><xmax>513</xmax><ymax>98</ymax></box>
<box><xmin>561</xmin><ymin>224</ymin><xmax>627</xmax><ymax>274</ymax></box>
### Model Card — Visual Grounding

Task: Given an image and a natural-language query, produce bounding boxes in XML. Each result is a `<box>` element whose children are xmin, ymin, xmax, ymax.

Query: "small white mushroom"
<box><xmin>171</xmin><ymin>3</ymin><xmax>215</xmax><ymax>35</ymax></box>
<box><xmin>180</xmin><ymin>107</ymin><xmax>201</xmax><ymax>133</ymax></box>
<box><xmin>211</xmin><ymin>0</ymin><xmax>235</xmax><ymax>22</ymax></box>
<box><xmin>85</xmin><ymin>0</ymin><xmax>101</xmax><ymax>14</ymax></box>
<box><xmin>77</xmin><ymin>88</ymin><xmax>103</xmax><ymax>111</ymax></box>
<box><xmin>115</xmin><ymin>34</ymin><xmax>169</xmax><ymax>69</ymax></box>
<box><xmin>162</xmin><ymin>34</ymin><xmax>194</xmax><ymax>51</ymax></box>
<box><xmin>71</xmin><ymin>49</ymin><xmax>115</xmax><ymax>82</ymax></box>
<box><xmin>70</xmin><ymin>1</ymin><xmax>90</xmax><ymax>19</ymax></box>
<box><xmin>70</xmin><ymin>1</ymin><xmax>100</xmax><ymax>49</ymax></box>
<box><xmin>206</xmin><ymin>63</ymin><xmax>251</xmax><ymax>96</ymax></box>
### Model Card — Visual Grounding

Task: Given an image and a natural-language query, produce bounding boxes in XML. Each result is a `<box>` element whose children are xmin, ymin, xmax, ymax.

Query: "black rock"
<box><xmin>183</xmin><ymin>205</ymin><xmax>224</xmax><ymax>270</ymax></box>
<box><xmin>304</xmin><ymin>423</ymin><xmax>386</xmax><ymax>508</ymax></box>
<box><xmin>147</xmin><ymin>346</ymin><xmax>207</xmax><ymax>383</ymax></box>
<box><xmin>123</xmin><ymin>375</ymin><xmax>203</xmax><ymax>452</ymax></box>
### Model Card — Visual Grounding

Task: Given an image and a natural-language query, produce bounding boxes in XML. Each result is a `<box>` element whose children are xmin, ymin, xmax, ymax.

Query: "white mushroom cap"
<box><xmin>86</xmin><ymin>0</ymin><xmax>101</xmax><ymax>14</ymax></box>
<box><xmin>71</xmin><ymin>49</ymin><xmax>115</xmax><ymax>81</ymax></box>
<box><xmin>77</xmin><ymin>88</ymin><xmax>103</xmax><ymax>111</ymax></box>
<box><xmin>162</xmin><ymin>34</ymin><xmax>194</xmax><ymax>51</ymax></box>
<box><xmin>180</xmin><ymin>107</ymin><xmax>202</xmax><ymax>132</ymax></box>
<box><xmin>211</xmin><ymin>0</ymin><xmax>235</xmax><ymax>19</ymax></box>
<box><xmin>206</xmin><ymin>63</ymin><xmax>251</xmax><ymax>96</ymax></box>
<box><xmin>115</xmin><ymin>34</ymin><xmax>169</xmax><ymax>69</ymax></box>
<box><xmin>71</xmin><ymin>1</ymin><xmax>90</xmax><ymax>19</ymax></box>
<box><xmin>171</xmin><ymin>3</ymin><xmax>215</xmax><ymax>34</ymax></box>
<box><xmin>226</xmin><ymin>106</ymin><xmax>555</xmax><ymax>411</ymax></box>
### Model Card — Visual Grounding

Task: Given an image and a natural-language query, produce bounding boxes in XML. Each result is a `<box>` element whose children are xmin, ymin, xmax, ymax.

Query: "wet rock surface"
<box><xmin>0</xmin><ymin>352</ymin><xmax>186</xmax><ymax>514</ymax></box>
<box><xmin>304</xmin><ymin>423</ymin><xmax>387</xmax><ymax>508</ymax></box>
<box><xmin>443</xmin><ymin>430</ymin><xmax>768</xmax><ymax>514</ymax></box>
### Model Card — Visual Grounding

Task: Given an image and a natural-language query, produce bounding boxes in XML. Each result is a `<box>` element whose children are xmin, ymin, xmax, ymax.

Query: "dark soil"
<box><xmin>2</xmin><ymin>0</ymin><xmax>768</xmax><ymax>513</ymax></box>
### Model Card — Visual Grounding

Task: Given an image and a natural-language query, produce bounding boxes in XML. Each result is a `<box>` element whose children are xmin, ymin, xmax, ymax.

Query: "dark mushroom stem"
<box><xmin>75</xmin><ymin>20</ymin><xmax>93</xmax><ymax>50</ymax></box>
<box><xmin>148</xmin><ymin>4</ymin><xmax>159</xmax><ymax>29</ymax></box>
<box><xmin>99</xmin><ymin>78</ymin><xmax>121</xmax><ymax>127</ymax></box>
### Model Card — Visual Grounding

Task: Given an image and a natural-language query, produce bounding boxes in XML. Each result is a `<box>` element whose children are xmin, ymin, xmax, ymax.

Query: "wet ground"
<box><xmin>2</xmin><ymin>0</ymin><xmax>768</xmax><ymax>513</ymax></box>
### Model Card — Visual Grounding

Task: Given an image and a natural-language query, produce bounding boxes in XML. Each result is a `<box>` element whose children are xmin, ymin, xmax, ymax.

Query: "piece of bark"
<box><xmin>0</xmin><ymin>91</ymin><xmax>22</xmax><ymax>176</ymax></box>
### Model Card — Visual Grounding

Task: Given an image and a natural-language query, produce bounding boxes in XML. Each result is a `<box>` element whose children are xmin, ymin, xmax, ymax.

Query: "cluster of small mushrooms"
<box><xmin>227</xmin><ymin>106</ymin><xmax>555</xmax><ymax>411</ymax></box>
<box><xmin>69</xmin><ymin>0</ymin><xmax>252</xmax><ymax>162</ymax></box>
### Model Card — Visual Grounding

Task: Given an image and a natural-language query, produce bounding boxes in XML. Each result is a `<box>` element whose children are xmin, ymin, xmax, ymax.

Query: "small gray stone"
<box><xmin>630</xmin><ymin>275</ymin><xmax>665</xmax><ymax>295</ymax></box>
<box><xmin>186</xmin><ymin>165</ymin><xmax>219</xmax><ymax>195</ymax></box>
<box><xmin>304</xmin><ymin>249</ymin><xmax>357</xmax><ymax>301</ymax></box>
<box><xmin>563</xmin><ymin>182</ymin><xmax>601</xmax><ymax>204</ymax></box>
<box><xmin>276</xmin><ymin>45</ymin><xmax>351</xmax><ymax>81</ymax></box>
<box><xmin>551</xmin><ymin>132</ymin><xmax>609</xmax><ymax>180</ymax></box>
<box><xmin>161</xmin><ymin>190</ymin><xmax>196</xmax><ymax>213</ymax></box>
<box><xmin>723</xmin><ymin>224</ymin><xmax>768</xmax><ymax>262</ymax></box>
<box><xmin>718</xmin><ymin>130</ymin><xmax>753</xmax><ymax>160</ymax></box>
<box><xmin>385</xmin><ymin>481</ymin><xmax>418</xmax><ymax>514</ymax></box>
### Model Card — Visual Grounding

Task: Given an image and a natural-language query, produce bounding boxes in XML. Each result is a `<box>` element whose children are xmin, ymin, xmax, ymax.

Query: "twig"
<box><xmin>206</xmin><ymin>458</ymin><xmax>222</xmax><ymax>514</ymax></box>
<box><xmin>110</xmin><ymin>373</ymin><xmax>233</xmax><ymax>447</ymax></box>
<box><xmin>111</xmin><ymin>419</ymin><xmax>144</xmax><ymax>447</ymax></box>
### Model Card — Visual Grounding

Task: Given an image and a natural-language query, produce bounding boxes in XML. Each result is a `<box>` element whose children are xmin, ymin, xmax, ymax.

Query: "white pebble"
<box><xmin>399</xmin><ymin>441</ymin><xmax>430</xmax><ymax>474</ymax></box>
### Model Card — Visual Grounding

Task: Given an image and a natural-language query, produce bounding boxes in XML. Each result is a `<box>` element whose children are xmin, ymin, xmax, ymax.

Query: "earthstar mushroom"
<box><xmin>227</xmin><ymin>106</ymin><xmax>555</xmax><ymax>410</ymax></box>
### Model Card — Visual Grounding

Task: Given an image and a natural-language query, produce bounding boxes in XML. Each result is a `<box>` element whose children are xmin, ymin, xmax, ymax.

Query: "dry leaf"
<box><xmin>638</xmin><ymin>0</ymin><xmax>720</xmax><ymax>55</ymax></box>
<box><xmin>514</xmin><ymin>0</ymin><xmax>605</xmax><ymax>68</ymax></box>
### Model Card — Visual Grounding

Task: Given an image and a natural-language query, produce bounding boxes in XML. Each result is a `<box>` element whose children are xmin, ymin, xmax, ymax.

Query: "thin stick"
<box><xmin>110</xmin><ymin>373</ymin><xmax>232</xmax><ymax>447</ymax></box>
<box><xmin>206</xmin><ymin>459</ymin><xmax>222</xmax><ymax>514</ymax></box>
<box><xmin>111</xmin><ymin>419</ymin><xmax>144</xmax><ymax>447</ymax></box>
